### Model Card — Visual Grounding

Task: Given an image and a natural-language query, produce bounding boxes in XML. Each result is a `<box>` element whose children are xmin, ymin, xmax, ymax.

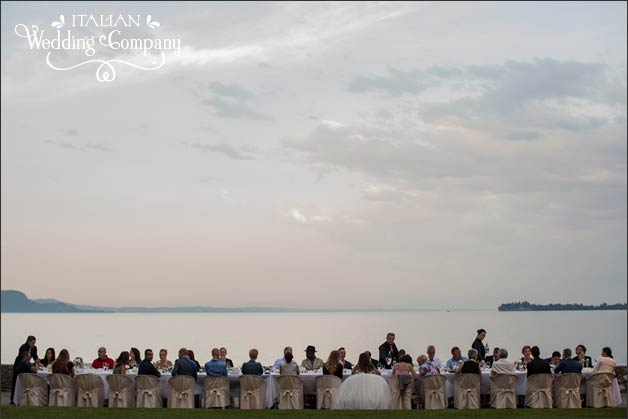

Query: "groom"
<box><xmin>378</xmin><ymin>332</ymin><xmax>399</xmax><ymax>369</ymax></box>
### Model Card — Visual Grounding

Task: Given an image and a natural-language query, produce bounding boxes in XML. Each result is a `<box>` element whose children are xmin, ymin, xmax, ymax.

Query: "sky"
<box><xmin>1</xmin><ymin>1</ymin><xmax>626</xmax><ymax>309</ymax></box>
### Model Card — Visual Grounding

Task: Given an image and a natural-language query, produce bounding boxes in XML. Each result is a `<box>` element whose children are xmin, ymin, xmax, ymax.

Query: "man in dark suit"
<box><xmin>526</xmin><ymin>346</ymin><xmax>551</xmax><ymax>377</ymax></box>
<box><xmin>172</xmin><ymin>347</ymin><xmax>198</xmax><ymax>379</ymax></box>
<box><xmin>241</xmin><ymin>349</ymin><xmax>263</xmax><ymax>375</ymax></box>
<box><xmin>554</xmin><ymin>348</ymin><xmax>583</xmax><ymax>374</ymax></box>
<box><xmin>378</xmin><ymin>332</ymin><xmax>399</xmax><ymax>369</ymax></box>
<box><xmin>138</xmin><ymin>349</ymin><xmax>161</xmax><ymax>377</ymax></box>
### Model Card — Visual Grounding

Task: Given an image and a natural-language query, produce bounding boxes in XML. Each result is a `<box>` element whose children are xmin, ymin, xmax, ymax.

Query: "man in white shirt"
<box><xmin>272</xmin><ymin>346</ymin><xmax>292</xmax><ymax>369</ymax></box>
<box><xmin>426</xmin><ymin>345</ymin><xmax>442</xmax><ymax>370</ymax></box>
<box><xmin>491</xmin><ymin>348</ymin><xmax>516</xmax><ymax>376</ymax></box>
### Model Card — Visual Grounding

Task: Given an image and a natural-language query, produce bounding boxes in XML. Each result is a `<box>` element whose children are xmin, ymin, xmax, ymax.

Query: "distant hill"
<box><xmin>499</xmin><ymin>301</ymin><xmax>627</xmax><ymax>311</ymax></box>
<box><xmin>1</xmin><ymin>290</ymin><xmax>105</xmax><ymax>313</ymax></box>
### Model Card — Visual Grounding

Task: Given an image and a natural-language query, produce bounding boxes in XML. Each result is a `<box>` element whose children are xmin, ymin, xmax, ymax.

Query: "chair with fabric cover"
<box><xmin>490</xmin><ymin>373</ymin><xmax>516</xmax><ymax>409</ymax></box>
<box><xmin>586</xmin><ymin>372</ymin><xmax>614</xmax><ymax>408</ymax></box>
<box><xmin>239</xmin><ymin>375</ymin><xmax>266</xmax><ymax>409</ymax></box>
<box><xmin>48</xmin><ymin>373</ymin><xmax>76</xmax><ymax>407</ymax></box>
<box><xmin>387</xmin><ymin>374</ymin><xmax>413</xmax><ymax>409</ymax></box>
<box><xmin>423</xmin><ymin>375</ymin><xmax>446</xmax><ymax>409</ymax></box>
<box><xmin>76</xmin><ymin>374</ymin><xmax>104</xmax><ymax>407</ymax></box>
<box><xmin>277</xmin><ymin>375</ymin><xmax>304</xmax><ymax>409</ymax></box>
<box><xmin>106</xmin><ymin>375</ymin><xmax>135</xmax><ymax>408</ymax></box>
<box><xmin>315</xmin><ymin>375</ymin><xmax>341</xmax><ymax>409</ymax></box>
<box><xmin>135</xmin><ymin>375</ymin><xmax>162</xmax><ymax>408</ymax></box>
<box><xmin>454</xmin><ymin>374</ymin><xmax>480</xmax><ymax>409</ymax></box>
<box><xmin>553</xmin><ymin>373</ymin><xmax>581</xmax><ymax>408</ymax></box>
<box><xmin>167</xmin><ymin>375</ymin><xmax>195</xmax><ymax>408</ymax></box>
<box><xmin>19</xmin><ymin>373</ymin><xmax>49</xmax><ymax>406</ymax></box>
<box><xmin>525</xmin><ymin>374</ymin><xmax>553</xmax><ymax>408</ymax></box>
<box><xmin>203</xmin><ymin>376</ymin><xmax>230</xmax><ymax>408</ymax></box>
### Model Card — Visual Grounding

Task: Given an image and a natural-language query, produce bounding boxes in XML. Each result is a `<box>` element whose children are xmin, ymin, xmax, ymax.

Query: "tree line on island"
<box><xmin>498</xmin><ymin>301</ymin><xmax>627</xmax><ymax>311</ymax></box>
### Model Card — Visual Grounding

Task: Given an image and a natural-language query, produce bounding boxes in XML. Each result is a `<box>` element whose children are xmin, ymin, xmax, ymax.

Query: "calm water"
<box><xmin>1</xmin><ymin>310</ymin><xmax>626</xmax><ymax>365</ymax></box>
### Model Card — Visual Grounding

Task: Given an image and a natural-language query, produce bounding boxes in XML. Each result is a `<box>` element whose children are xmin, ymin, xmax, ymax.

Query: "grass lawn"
<box><xmin>0</xmin><ymin>407</ymin><xmax>626</xmax><ymax>419</ymax></box>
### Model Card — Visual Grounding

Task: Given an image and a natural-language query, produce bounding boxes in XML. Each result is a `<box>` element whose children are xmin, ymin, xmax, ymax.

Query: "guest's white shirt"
<box><xmin>592</xmin><ymin>356</ymin><xmax>616</xmax><ymax>375</ymax></box>
<box><xmin>491</xmin><ymin>358</ymin><xmax>516</xmax><ymax>375</ymax></box>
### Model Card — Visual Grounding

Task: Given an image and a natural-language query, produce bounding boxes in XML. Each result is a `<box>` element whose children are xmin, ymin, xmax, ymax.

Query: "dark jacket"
<box><xmin>572</xmin><ymin>356</ymin><xmax>593</xmax><ymax>368</ymax></box>
<box><xmin>555</xmin><ymin>359</ymin><xmax>583</xmax><ymax>374</ymax></box>
<box><xmin>138</xmin><ymin>359</ymin><xmax>161</xmax><ymax>377</ymax></box>
<box><xmin>343</xmin><ymin>360</ymin><xmax>353</xmax><ymax>370</ymax></box>
<box><xmin>323</xmin><ymin>363</ymin><xmax>344</xmax><ymax>379</ymax></box>
<box><xmin>484</xmin><ymin>355</ymin><xmax>496</xmax><ymax>367</ymax></box>
<box><xmin>471</xmin><ymin>338</ymin><xmax>486</xmax><ymax>361</ymax></box>
<box><xmin>460</xmin><ymin>359</ymin><xmax>480</xmax><ymax>374</ymax></box>
<box><xmin>241</xmin><ymin>360</ymin><xmax>263</xmax><ymax>375</ymax></box>
<box><xmin>172</xmin><ymin>357</ymin><xmax>198</xmax><ymax>379</ymax></box>
<box><xmin>378</xmin><ymin>342</ymin><xmax>399</xmax><ymax>368</ymax></box>
<box><xmin>527</xmin><ymin>357</ymin><xmax>551</xmax><ymax>377</ymax></box>
<box><xmin>14</xmin><ymin>343</ymin><xmax>38</xmax><ymax>366</ymax></box>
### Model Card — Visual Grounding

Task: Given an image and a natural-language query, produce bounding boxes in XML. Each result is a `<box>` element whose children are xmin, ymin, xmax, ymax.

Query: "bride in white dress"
<box><xmin>332</xmin><ymin>352</ymin><xmax>392</xmax><ymax>409</ymax></box>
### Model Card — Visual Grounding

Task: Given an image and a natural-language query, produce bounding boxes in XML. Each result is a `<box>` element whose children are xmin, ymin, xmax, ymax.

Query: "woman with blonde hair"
<box><xmin>323</xmin><ymin>350</ymin><xmax>343</xmax><ymax>378</ymax></box>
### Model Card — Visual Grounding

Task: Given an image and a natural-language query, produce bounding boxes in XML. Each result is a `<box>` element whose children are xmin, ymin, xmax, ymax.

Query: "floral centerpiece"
<box><xmin>73</xmin><ymin>357</ymin><xmax>85</xmax><ymax>368</ymax></box>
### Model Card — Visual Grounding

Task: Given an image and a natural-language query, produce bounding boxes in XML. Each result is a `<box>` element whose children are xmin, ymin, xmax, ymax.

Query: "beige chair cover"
<box><xmin>19</xmin><ymin>373</ymin><xmax>49</xmax><ymax>406</ymax></box>
<box><xmin>525</xmin><ymin>373</ymin><xmax>553</xmax><ymax>408</ymax></box>
<box><xmin>203</xmin><ymin>376</ymin><xmax>230</xmax><ymax>408</ymax></box>
<box><xmin>106</xmin><ymin>375</ymin><xmax>135</xmax><ymax>408</ymax></box>
<box><xmin>76</xmin><ymin>374</ymin><xmax>104</xmax><ymax>407</ymax></box>
<box><xmin>167</xmin><ymin>375</ymin><xmax>195</xmax><ymax>408</ymax></box>
<box><xmin>423</xmin><ymin>375</ymin><xmax>446</xmax><ymax>410</ymax></box>
<box><xmin>586</xmin><ymin>372</ymin><xmax>614</xmax><ymax>408</ymax></box>
<box><xmin>277</xmin><ymin>375</ymin><xmax>304</xmax><ymax>409</ymax></box>
<box><xmin>490</xmin><ymin>373</ymin><xmax>516</xmax><ymax>409</ymax></box>
<box><xmin>454</xmin><ymin>374</ymin><xmax>480</xmax><ymax>409</ymax></box>
<box><xmin>387</xmin><ymin>374</ymin><xmax>413</xmax><ymax>409</ymax></box>
<box><xmin>553</xmin><ymin>373</ymin><xmax>581</xmax><ymax>408</ymax></box>
<box><xmin>315</xmin><ymin>375</ymin><xmax>342</xmax><ymax>409</ymax></box>
<box><xmin>135</xmin><ymin>375</ymin><xmax>162</xmax><ymax>408</ymax></box>
<box><xmin>239</xmin><ymin>375</ymin><xmax>266</xmax><ymax>409</ymax></box>
<box><xmin>48</xmin><ymin>373</ymin><xmax>76</xmax><ymax>407</ymax></box>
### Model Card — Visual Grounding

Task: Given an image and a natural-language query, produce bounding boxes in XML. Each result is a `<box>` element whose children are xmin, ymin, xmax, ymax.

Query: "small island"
<box><xmin>499</xmin><ymin>301</ymin><xmax>627</xmax><ymax>311</ymax></box>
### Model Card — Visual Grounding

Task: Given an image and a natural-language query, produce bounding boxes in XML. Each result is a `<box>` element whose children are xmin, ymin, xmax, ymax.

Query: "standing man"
<box><xmin>472</xmin><ymin>329</ymin><xmax>487</xmax><ymax>361</ymax></box>
<box><xmin>378</xmin><ymin>332</ymin><xmax>399</xmax><ymax>369</ymax></box>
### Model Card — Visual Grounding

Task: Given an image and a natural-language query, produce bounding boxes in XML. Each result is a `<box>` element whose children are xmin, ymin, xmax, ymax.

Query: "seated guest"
<box><xmin>546</xmin><ymin>351</ymin><xmax>561</xmax><ymax>366</ymax></box>
<box><xmin>41</xmin><ymin>347</ymin><xmax>56</xmax><ymax>368</ymax></box>
<box><xmin>426</xmin><ymin>345</ymin><xmax>442</xmax><ymax>370</ymax></box>
<box><xmin>113</xmin><ymin>351</ymin><xmax>129</xmax><ymax>375</ymax></box>
<box><xmin>455</xmin><ymin>348</ymin><xmax>480</xmax><ymax>375</ymax></box>
<box><xmin>445</xmin><ymin>346</ymin><xmax>468</xmax><ymax>371</ymax></box>
<box><xmin>129</xmin><ymin>347</ymin><xmax>141</xmax><ymax>368</ymax></box>
<box><xmin>219</xmin><ymin>347</ymin><xmax>234</xmax><ymax>368</ymax></box>
<box><xmin>573</xmin><ymin>344</ymin><xmax>594</xmax><ymax>368</ymax></box>
<box><xmin>364</xmin><ymin>351</ymin><xmax>379</xmax><ymax>369</ymax></box>
<box><xmin>526</xmin><ymin>346</ymin><xmax>551</xmax><ymax>377</ymax></box>
<box><xmin>484</xmin><ymin>347</ymin><xmax>500</xmax><ymax>367</ymax></box>
<box><xmin>204</xmin><ymin>348</ymin><xmax>227</xmax><ymax>377</ymax></box>
<box><xmin>417</xmin><ymin>354</ymin><xmax>439</xmax><ymax>376</ymax></box>
<box><xmin>591</xmin><ymin>347</ymin><xmax>616</xmax><ymax>374</ymax></box>
<box><xmin>554</xmin><ymin>348</ymin><xmax>582</xmax><ymax>374</ymax></box>
<box><xmin>279</xmin><ymin>352</ymin><xmax>299</xmax><ymax>376</ymax></box>
<box><xmin>91</xmin><ymin>347</ymin><xmax>115</xmax><ymax>369</ymax></box>
<box><xmin>490</xmin><ymin>348</ymin><xmax>515</xmax><ymax>376</ymax></box>
<box><xmin>154</xmin><ymin>349</ymin><xmax>173</xmax><ymax>370</ymax></box>
<box><xmin>352</xmin><ymin>352</ymin><xmax>381</xmax><ymax>375</ymax></box>
<box><xmin>398</xmin><ymin>349</ymin><xmax>407</xmax><ymax>360</ymax></box>
<box><xmin>15</xmin><ymin>352</ymin><xmax>38</xmax><ymax>375</ymax></box>
<box><xmin>338</xmin><ymin>347</ymin><xmax>353</xmax><ymax>369</ymax></box>
<box><xmin>273</xmin><ymin>346</ymin><xmax>293</xmax><ymax>369</ymax></box>
<box><xmin>51</xmin><ymin>349</ymin><xmax>75</xmax><ymax>378</ymax></box>
<box><xmin>520</xmin><ymin>345</ymin><xmax>533</xmax><ymax>366</ymax></box>
<box><xmin>393</xmin><ymin>354</ymin><xmax>418</xmax><ymax>379</ymax></box>
<box><xmin>301</xmin><ymin>345</ymin><xmax>323</xmax><ymax>371</ymax></box>
<box><xmin>323</xmin><ymin>350</ymin><xmax>343</xmax><ymax>379</ymax></box>
<box><xmin>378</xmin><ymin>332</ymin><xmax>399</xmax><ymax>368</ymax></box>
<box><xmin>172</xmin><ymin>347</ymin><xmax>197</xmax><ymax>379</ymax></box>
<box><xmin>187</xmin><ymin>350</ymin><xmax>201</xmax><ymax>371</ymax></box>
<box><xmin>241</xmin><ymin>349</ymin><xmax>263</xmax><ymax>375</ymax></box>
<box><xmin>138</xmin><ymin>349</ymin><xmax>161</xmax><ymax>377</ymax></box>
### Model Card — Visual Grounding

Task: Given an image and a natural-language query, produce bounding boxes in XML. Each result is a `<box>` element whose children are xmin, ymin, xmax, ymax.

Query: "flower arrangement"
<box><xmin>73</xmin><ymin>357</ymin><xmax>84</xmax><ymax>368</ymax></box>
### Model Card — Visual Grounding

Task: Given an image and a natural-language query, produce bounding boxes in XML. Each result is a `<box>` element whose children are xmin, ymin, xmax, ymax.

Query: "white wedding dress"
<box><xmin>331</xmin><ymin>373</ymin><xmax>392</xmax><ymax>409</ymax></box>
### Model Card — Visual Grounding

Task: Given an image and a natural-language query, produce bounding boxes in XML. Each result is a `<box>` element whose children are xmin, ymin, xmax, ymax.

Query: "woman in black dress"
<box><xmin>323</xmin><ymin>350</ymin><xmax>343</xmax><ymax>379</ymax></box>
<box><xmin>471</xmin><ymin>328</ymin><xmax>487</xmax><ymax>361</ymax></box>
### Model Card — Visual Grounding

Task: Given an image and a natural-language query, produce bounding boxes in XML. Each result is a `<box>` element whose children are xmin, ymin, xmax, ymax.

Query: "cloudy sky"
<box><xmin>1</xmin><ymin>1</ymin><xmax>626</xmax><ymax>309</ymax></box>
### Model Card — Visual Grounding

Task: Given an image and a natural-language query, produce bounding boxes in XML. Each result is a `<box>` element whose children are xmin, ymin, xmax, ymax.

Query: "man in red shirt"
<box><xmin>91</xmin><ymin>347</ymin><xmax>115</xmax><ymax>369</ymax></box>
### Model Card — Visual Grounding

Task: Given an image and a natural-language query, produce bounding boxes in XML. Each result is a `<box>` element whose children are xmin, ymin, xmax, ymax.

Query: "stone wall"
<box><xmin>616</xmin><ymin>365</ymin><xmax>627</xmax><ymax>394</ymax></box>
<box><xmin>1</xmin><ymin>365</ymin><xmax>12</xmax><ymax>392</ymax></box>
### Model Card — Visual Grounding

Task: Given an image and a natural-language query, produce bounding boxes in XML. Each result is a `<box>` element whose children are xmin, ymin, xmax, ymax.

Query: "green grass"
<box><xmin>0</xmin><ymin>407</ymin><xmax>625</xmax><ymax>419</ymax></box>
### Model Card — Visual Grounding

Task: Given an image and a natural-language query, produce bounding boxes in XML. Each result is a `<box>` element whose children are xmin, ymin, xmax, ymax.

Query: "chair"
<box><xmin>490</xmin><ymin>373</ymin><xmax>516</xmax><ymax>409</ymax></box>
<box><xmin>454</xmin><ymin>374</ymin><xmax>480</xmax><ymax>409</ymax></box>
<box><xmin>135</xmin><ymin>375</ymin><xmax>162</xmax><ymax>408</ymax></box>
<box><xmin>316</xmin><ymin>375</ymin><xmax>341</xmax><ymax>409</ymax></box>
<box><xmin>525</xmin><ymin>374</ymin><xmax>553</xmax><ymax>408</ymax></box>
<box><xmin>387</xmin><ymin>374</ymin><xmax>413</xmax><ymax>409</ymax></box>
<box><xmin>239</xmin><ymin>375</ymin><xmax>266</xmax><ymax>409</ymax></box>
<box><xmin>106</xmin><ymin>375</ymin><xmax>135</xmax><ymax>408</ymax></box>
<box><xmin>553</xmin><ymin>373</ymin><xmax>581</xmax><ymax>408</ymax></box>
<box><xmin>203</xmin><ymin>376</ymin><xmax>230</xmax><ymax>408</ymax></box>
<box><xmin>167</xmin><ymin>375</ymin><xmax>195</xmax><ymax>408</ymax></box>
<box><xmin>48</xmin><ymin>373</ymin><xmax>76</xmax><ymax>407</ymax></box>
<box><xmin>76</xmin><ymin>374</ymin><xmax>104</xmax><ymax>407</ymax></box>
<box><xmin>586</xmin><ymin>372</ymin><xmax>614</xmax><ymax>408</ymax></box>
<box><xmin>19</xmin><ymin>373</ymin><xmax>49</xmax><ymax>406</ymax></box>
<box><xmin>423</xmin><ymin>375</ymin><xmax>446</xmax><ymax>409</ymax></box>
<box><xmin>277</xmin><ymin>375</ymin><xmax>303</xmax><ymax>409</ymax></box>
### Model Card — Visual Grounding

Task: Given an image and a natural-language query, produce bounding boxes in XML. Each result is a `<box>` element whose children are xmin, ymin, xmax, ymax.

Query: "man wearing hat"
<box><xmin>301</xmin><ymin>345</ymin><xmax>323</xmax><ymax>371</ymax></box>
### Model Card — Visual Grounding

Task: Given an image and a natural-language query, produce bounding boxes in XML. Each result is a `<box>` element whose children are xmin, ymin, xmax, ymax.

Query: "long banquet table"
<box><xmin>14</xmin><ymin>367</ymin><xmax>622</xmax><ymax>408</ymax></box>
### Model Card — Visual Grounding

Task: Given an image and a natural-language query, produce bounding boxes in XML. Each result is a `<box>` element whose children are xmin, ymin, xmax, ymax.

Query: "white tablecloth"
<box><xmin>14</xmin><ymin>368</ymin><xmax>622</xmax><ymax>408</ymax></box>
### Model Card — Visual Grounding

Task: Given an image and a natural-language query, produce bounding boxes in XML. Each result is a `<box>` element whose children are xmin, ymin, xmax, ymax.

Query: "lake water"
<box><xmin>1</xmin><ymin>310</ymin><xmax>626</xmax><ymax>365</ymax></box>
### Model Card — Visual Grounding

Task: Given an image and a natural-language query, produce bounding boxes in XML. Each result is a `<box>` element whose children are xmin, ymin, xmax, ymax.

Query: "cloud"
<box><xmin>184</xmin><ymin>142</ymin><xmax>254</xmax><ymax>160</ymax></box>
<box><xmin>44</xmin><ymin>140</ymin><xmax>111</xmax><ymax>152</ymax></box>
<box><xmin>208</xmin><ymin>82</ymin><xmax>256</xmax><ymax>99</ymax></box>
<box><xmin>201</xmin><ymin>97</ymin><xmax>272</xmax><ymax>120</ymax></box>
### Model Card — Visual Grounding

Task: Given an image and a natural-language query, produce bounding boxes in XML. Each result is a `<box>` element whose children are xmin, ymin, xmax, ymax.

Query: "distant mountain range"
<box><xmin>498</xmin><ymin>301</ymin><xmax>627</xmax><ymax>311</ymax></box>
